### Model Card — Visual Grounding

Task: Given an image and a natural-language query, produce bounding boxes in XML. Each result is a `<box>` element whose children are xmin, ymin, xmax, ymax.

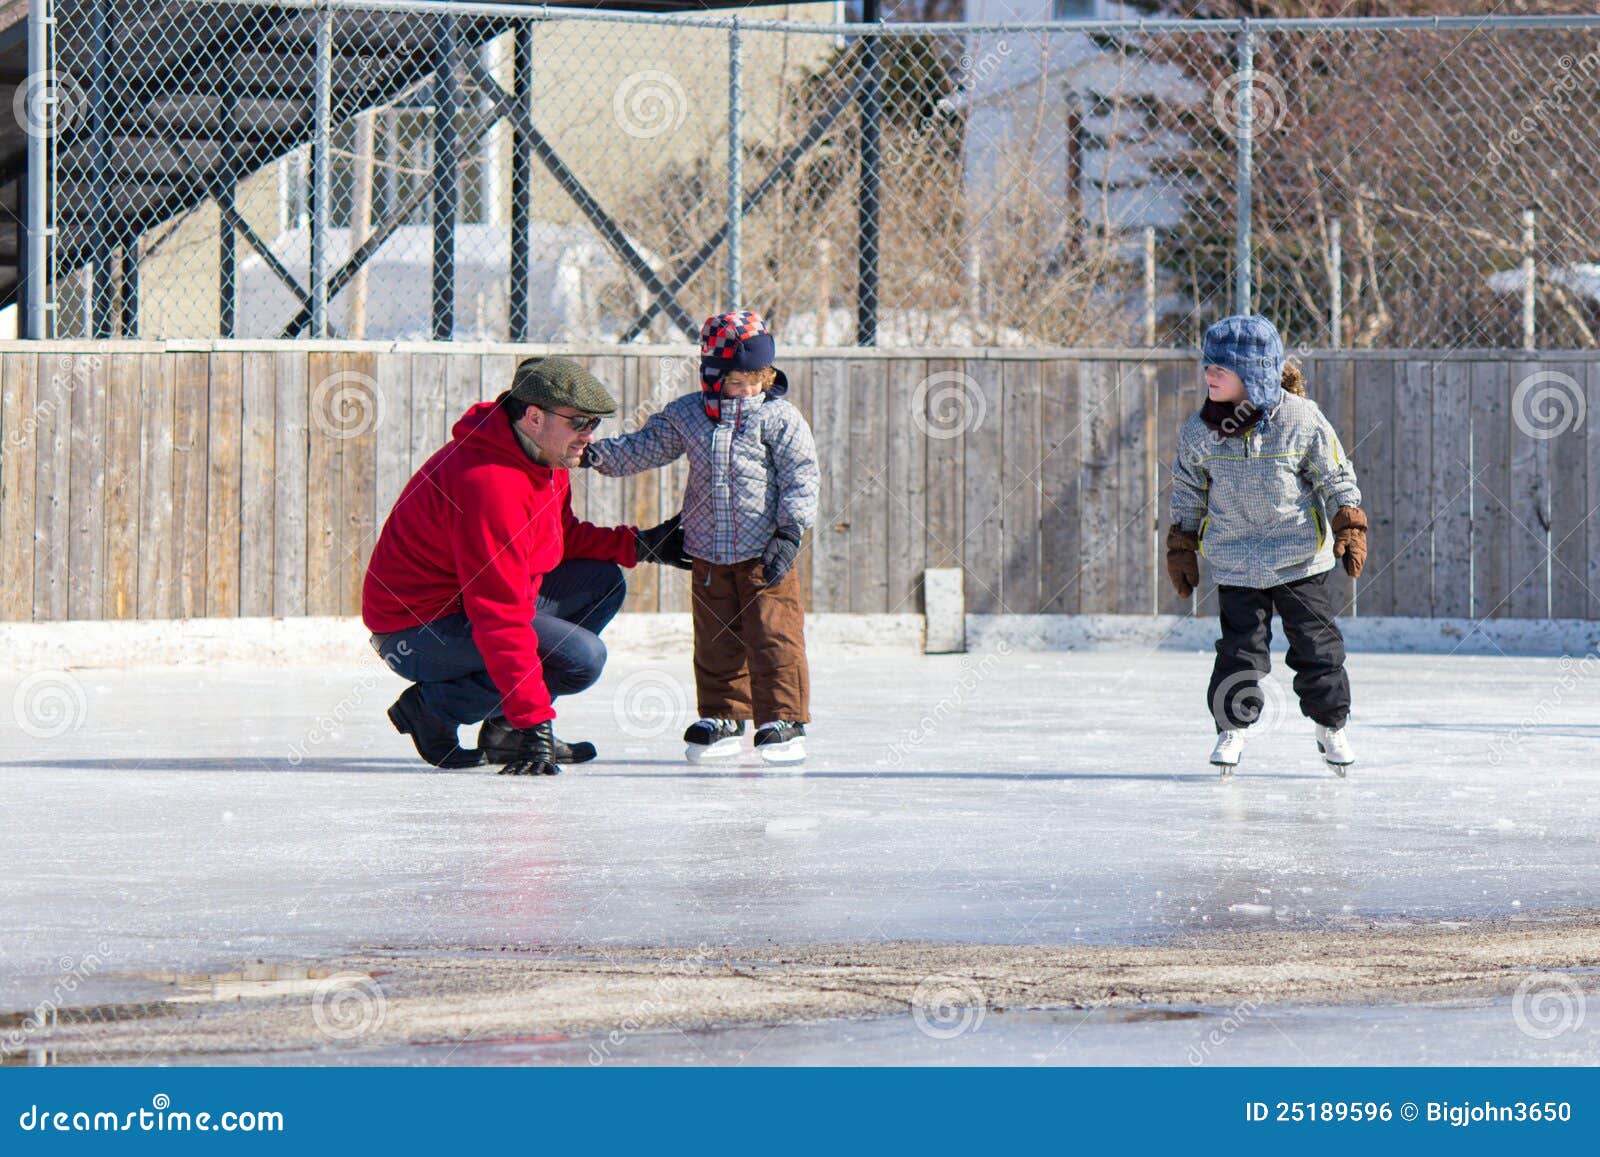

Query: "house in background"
<box><xmin>956</xmin><ymin>0</ymin><xmax>1204</xmax><ymax>338</ymax></box>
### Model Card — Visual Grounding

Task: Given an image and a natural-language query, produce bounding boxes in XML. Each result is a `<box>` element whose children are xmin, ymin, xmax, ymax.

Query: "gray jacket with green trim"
<box><xmin>1170</xmin><ymin>393</ymin><xmax>1362</xmax><ymax>590</ymax></box>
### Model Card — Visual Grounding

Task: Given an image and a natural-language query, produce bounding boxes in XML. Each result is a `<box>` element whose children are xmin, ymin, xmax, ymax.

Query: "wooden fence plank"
<box><xmin>583</xmin><ymin>355</ymin><xmax>625</xmax><ymax>537</ymax></box>
<box><xmin>809</xmin><ymin>357</ymin><xmax>851</xmax><ymax>613</ymax></box>
<box><xmin>1507</xmin><ymin>359</ymin><xmax>1551</xmax><ymax>619</ymax></box>
<box><xmin>1351</xmin><ymin>358</ymin><xmax>1395</xmax><ymax>616</ymax></box>
<box><xmin>886</xmin><ymin>357</ymin><xmax>927</xmax><ymax>614</ymax></box>
<box><xmin>304</xmin><ymin>351</ymin><xmax>343</xmax><ymax>616</ymax></box>
<box><xmin>170</xmin><ymin>352</ymin><xmax>210</xmax><ymax>618</ymax></box>
<box><xmin>136</xmin><ymin>354</ymin><xmax>175</xmax><ymax>619</ymax></box>
<box><xmin>341</xmin><ymin>350</ymin><xmax>380</xmax><ymax>617</ymax></box>
<box><xmin>409</xmin><ymin>352</ymin><xmax>447</xmax><ymax>476</ymax></box>
<box><xmin>104</xmin><ymin>355</ymin><xmax>143</xmax><ymax>620</ymax></box>
<box><xmin>1040</xmin><ymin>357</ymin><xmax>1082</xmax><ymax>615</ymax></box>
<box><xmin>1391</xmin><ymin>359</ymin><xmax>1433</xmax><ymax>617</ymax></box>
<box><xmin>922</xmin><ymin>358</ymin><xmax>964</xmax><ymax>581</ymax></box>
<box><xmin>272</xmin><ymin>351</ymin><xmax>308</xmax><ymax>617</ymax></box>
<box><xmin>1430</xmin><ymin>360</ymin><xmax>1473</xmax><ymax>619</ymax></box>
<box><xmin>1470</xmin><ymin>362</ymin><xmax>1512</xmax><ymax>619</ymax></box>
<box><xmin>1077</xmin><ymin>360</ymin><xmax>1119</xmax><ymax>614</ymax></box>
<box><xmin>1001</xmin><ymin>359</ymin><xmax>1042</xmax><ymax>613</ymax></box>
<box><xmin>961</xmin><ymin>358</ymin><xmax>1004</xmax><ymax>614</ymax></box>
<box><xmin>1547</xmin><ymin>368</ymin><xmax>1590</xmax><ymax>619</ymax></box>
<box><xmin>375</xmin><ymin>351</ymin><xmax>414</xmax><ymax>532</ymax></box>
<box><xmin>33</xmin><ymin>357</ymin><xmax>73</xmax><ymax>620</ymax></box>
<box><xmin>66</xmin><ymin>354</ymin><xmax>108</xmax><ymax>620</ymax></box>
<box><xmin>236</xmin><ymin>352</ymin><xmax>277</xmax><ymax>617</ymax></box>
<box><xmin>1314</xmin><ymin>357</ymin><xmax>1357</xmax><ymax>616</ymax></box>
<box><xmin>205</xmin><ymin>351</ymin><xmax>243</xmax><ymax>617</ymax></box>
<box><xmin>0</xmin><ymin>352</ymin><xmax>38</xmax><ymax>620</ymax></box>
<box><xmin>1589</xmin><ymin>362</ymin><xmax>1600</xmax><ymax>621</ymax></box>
<box><xmin>849</xmin><ymin>358</ymin><xmax>889</xmax><ymax>612</ymax></box>
<box><xmin>781</xmin><ymin>358</ymin><xmax>815</xmax><ymax>612</ymax></box>
<box><xmin>1115</xmin><ymin>360</ymin><xmax>1153</xmax><ymax>615</ymax></box>
<box><xmin>620</xmin><ymin>356</ymin><xmax>658</xmax><ymax>613</ymax></box>
<box><xmin>1152</xmin><ymin>358</ymin><xmax>1190</xmax><ymax>617</ymax></box>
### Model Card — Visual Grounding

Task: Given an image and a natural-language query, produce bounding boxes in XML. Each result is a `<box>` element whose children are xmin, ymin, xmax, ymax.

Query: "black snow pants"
<box><xmin>1208</xmin><ymin>569</ymin><xmax>1351</xmax><ymax>731</ymax></box>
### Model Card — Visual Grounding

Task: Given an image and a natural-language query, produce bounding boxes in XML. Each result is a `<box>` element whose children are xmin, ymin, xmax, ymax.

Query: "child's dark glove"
<box><xmin>761</xmin><ymin>527</ymin><xmax>802</xmax><ymax>584</ymax></box>
<box><xmin>636</xmin><ymin>513</ymin><xmax>692</xmax><ymax>569</ymax></box>
<box><xmin>1165</xmin><ymin>524</ymin><xmax>1199</xmax><ymax>598</ymax></box>
<box><xmin>1332</xmin><ymin>506</ymin><xmax>1367</xmax><ymax>577</ymax></box>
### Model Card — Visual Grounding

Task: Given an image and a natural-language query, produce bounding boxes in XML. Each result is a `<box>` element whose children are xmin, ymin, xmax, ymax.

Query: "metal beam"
<box><xmin>509</xmin><ymin>21</ymin><xmax>534</xmax><ymax>343</ymax></box>
<box><xmin>431</xmin><ymin>13</ymin><xmax>461</xmax><ymax>341</ymax></box>
<box><xmin>857</xmin><ymin>0</ymin><xmax>882</xmax><ymax>346</ymax></box>
<box><xmin>310</xmin><ymin>0</ymin><xmax>334</xmax><ymax>337</ymax></box>
<box><xmin>464</xmin><ymin>54</ymin><xmax>698</xmax><ymax>338</ymax></box>
<box><xmin>618</xmin><ymin>69</ymin><xmax>869</xmax><ymax>342</ymax></box>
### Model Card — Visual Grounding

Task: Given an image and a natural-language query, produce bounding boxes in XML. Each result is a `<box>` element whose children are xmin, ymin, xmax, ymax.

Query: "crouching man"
<box><xmin>362</xmin><ymin>357</ymin><xmax>690</xmax><ymax>775</ymax></box>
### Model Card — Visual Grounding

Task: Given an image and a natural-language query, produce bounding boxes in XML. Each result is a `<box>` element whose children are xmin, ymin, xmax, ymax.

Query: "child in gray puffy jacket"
<box><xmin>1166</xmin><ymin>315</ymin><xmax>1368</xmax><ymax>776</ymax></box>
<box><xmin>586</xmin><ymin>311</ymin><xmax>820</xmax><ymax>764</ymax></box>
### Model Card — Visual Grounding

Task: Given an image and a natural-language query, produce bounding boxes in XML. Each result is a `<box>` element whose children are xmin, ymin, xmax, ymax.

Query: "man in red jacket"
<box><xmin>363</xmin><ymin>357</ymin><xmax>689</xmax><ymax>776</ymax></box>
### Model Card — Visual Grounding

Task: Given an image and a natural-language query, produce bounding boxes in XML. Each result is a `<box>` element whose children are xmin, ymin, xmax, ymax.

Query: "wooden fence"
<box><xmin>1</xmin><ymin>343</ymin><xmax>1595</xmax><ymax>623</ymax></box>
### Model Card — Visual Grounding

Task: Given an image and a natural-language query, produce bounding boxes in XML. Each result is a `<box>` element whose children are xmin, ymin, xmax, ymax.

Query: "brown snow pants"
<box><xmin>690</xmin><ymin>556</ymin><xmax>810</xmax><ymax>723</ymax></box>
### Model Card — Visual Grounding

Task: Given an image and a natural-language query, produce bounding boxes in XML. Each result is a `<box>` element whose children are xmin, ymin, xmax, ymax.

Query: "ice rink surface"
<box><xmin>2</xmin><ymin>644</ymin><xmax>1596</xmax><ymax>1060</ymax></box>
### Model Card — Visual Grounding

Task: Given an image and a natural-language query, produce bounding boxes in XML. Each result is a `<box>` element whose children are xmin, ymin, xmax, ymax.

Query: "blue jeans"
<box><xmin>373</xmin><ymin>559</ymin><xmax>627</xmax><ymax>726</ymax></box>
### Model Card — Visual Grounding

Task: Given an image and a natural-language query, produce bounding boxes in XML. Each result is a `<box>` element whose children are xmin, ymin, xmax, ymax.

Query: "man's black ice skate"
<box><xmin>754</xmin><ymin>721</ymin><xmax>806</xmax><ymax>765</ymax></box>
<box><xmin>684</xmin><ymin>718</ymin><xmax>744</xmax><ymax>763</ymax></box>
<box><xmin>479</xmin><ymin>717</ymin><xmax>596</xmax><ymax>764</ymax></box>
<box><xmin>388</xmin><ymin>685</ymin><xmax>483</xmax><ymax>769</ymax></box>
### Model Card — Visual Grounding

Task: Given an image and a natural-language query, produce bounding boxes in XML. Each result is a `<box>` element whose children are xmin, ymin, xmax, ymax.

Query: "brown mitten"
<box><xmin>1165</xmin><ymin>524</ymin><xmax>1200</xmax><ymax>598</ymax></box>
<box><xmin>1332</xmin><ymin>506</ymin><xmax>1367</xmax><ymax>577</ymax></box>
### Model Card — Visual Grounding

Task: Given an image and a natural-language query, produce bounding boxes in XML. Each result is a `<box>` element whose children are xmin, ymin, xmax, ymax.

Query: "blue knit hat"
<box><xmin>1203</xmin><ymin>315</ymin><xmax>1284</xmax><ymax>411</ymax></box>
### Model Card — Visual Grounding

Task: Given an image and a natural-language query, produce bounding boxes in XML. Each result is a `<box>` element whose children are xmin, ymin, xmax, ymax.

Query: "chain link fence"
<box><xmin>31</xmin><ymin>1</ymin><xmax>1600</xmax><ymax>348</ymax></box>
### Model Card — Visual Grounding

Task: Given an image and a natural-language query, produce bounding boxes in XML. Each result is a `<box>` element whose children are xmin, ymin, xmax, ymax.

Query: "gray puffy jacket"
<box><xmin>1171</xmin><ymin>393</ymin><xmax>1361</xmax><ymax>589</ymax></box>
<box><xmin>587</xmin><ymin>371</ymin><xmax>820</xmax><ymax>565</ymax></box>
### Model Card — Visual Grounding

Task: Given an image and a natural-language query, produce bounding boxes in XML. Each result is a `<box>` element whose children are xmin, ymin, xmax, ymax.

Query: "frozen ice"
<box><xmin>2</xmin><ymin>645</ymin><xmax>1598</xmax><ymax>1023</ymax></box>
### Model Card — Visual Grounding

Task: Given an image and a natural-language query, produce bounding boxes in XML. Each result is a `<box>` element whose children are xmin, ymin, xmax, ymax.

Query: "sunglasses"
<box><xmin>536</xmin><ymin>406</ymin><xmax>602</xmax><ymax>434</ymax></box>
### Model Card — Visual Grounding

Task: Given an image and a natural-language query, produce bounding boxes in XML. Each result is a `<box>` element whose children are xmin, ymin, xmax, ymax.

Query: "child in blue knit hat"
<box><xmin>1166</xmin><ymin>315</ymin><xmax>1368</xmax><ymax>776</ymax></box>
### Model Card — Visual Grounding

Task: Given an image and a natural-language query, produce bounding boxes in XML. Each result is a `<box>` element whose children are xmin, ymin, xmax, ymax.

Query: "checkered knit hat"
<box><xmin>699</xmin><ymin>310</ymin><xmax>776</xmax><ymax>420</ymax></box>
<box><xmin>1203</xmin><ymin>315</ymin><xmax>1284</xmax><ymax>412</ymax></box>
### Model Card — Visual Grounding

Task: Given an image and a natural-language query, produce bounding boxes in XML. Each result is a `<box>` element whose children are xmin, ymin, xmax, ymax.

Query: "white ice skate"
<box><xmin>754</xmin><ymin>721</ymin><xmax>806</xmax><ymax>765</ymax></box>
<box><xmin>1210</xmin><ymin>729</ymin><xmax>1245</xmax><ymax>775</ymax></box>
<box><xmin>1315</xmin><ymin>724</ymin><xmax>1354</xmax><ymax>776</ymax></box>
<box><xmin>684</xmin><ymin>718</ymin><xmax>744</xmax><ymax>763</ymax></box>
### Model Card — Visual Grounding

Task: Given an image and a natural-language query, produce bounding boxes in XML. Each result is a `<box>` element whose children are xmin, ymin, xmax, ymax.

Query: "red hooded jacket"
<box><xmin>362</xmin><ymin>401</ymin><xmax>638</xmax><ymax>727</ymax></box>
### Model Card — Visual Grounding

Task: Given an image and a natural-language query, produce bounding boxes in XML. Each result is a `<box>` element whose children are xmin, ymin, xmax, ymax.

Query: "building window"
<box><xmin>1052</xmin><ymin>0</ymin><xmax>1097</xmax><ymax>18</ymax></box>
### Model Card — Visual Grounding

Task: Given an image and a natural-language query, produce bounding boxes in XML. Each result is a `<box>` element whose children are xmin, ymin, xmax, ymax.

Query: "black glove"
<box><xmin>496</xmin><ymin>719</ymin><xmax>561</xmax><ymax>777</ymax></box>
<box><xmin>761</xmin><ymin>527</ymin><xmax>802</xmax><ymax>584</ymax></box>
<box><xmin>636</xmin><ymin>513</ymin><xmax>692</xmax><ymax>569</ymax></box>
<box><xmin>578</xmin><ymin>445</ymin><xmax>595</xmax><ymax>468</ymax></box>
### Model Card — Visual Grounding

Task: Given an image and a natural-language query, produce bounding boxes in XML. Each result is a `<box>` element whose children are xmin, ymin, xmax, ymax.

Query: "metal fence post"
<box><xmin>218</xmin><ymin>89</ymin><xmax>237</xmax><ymax>339</ymax></box>
<box><xmin>1522</xmin><ymin>206</ymin><xmax>1536</xmax><ymax>351</ymax></box>
<box><xmin>432</xmin><ymin>13</ymin><xmax>460</xmax><ymax>342</ymax></box>
<box><xmin>1143</xmin><ymin>225</ymin><xmax>1156</xmax><ymax>346</ymax></box>
<box><xmin>25</xmin><ymin>0</ymin><xmax>53</xmax><ymax>338</ymax></box>
<box><xmin>509</xmin><ymin>20</ymin><xmax>534</xmax><ymax>343</ymax></box>
<box><xmin>310</xmin><ymin>0</ymin><xmax>333</xmax><ymax>339</ymax></box>
<box><xmin>727</xmin><ymin>17</ymin><xmax>743</xmax><ymax>309</ymax></box>
<box><xmin>1234</xmin><ymin>20</ymin><xmax>1254</xmax><ymax>316</ymax></box>
<box><xmin>857</xmin><ymin>6</ymin><xmax>882</xmax><ymax>347</ymax></box>
<box><xmin>1329</xmin><ymin>216</ymin><xmax>1342</xmax><ymax>349</ymax></box>
<box><xmin>88</xmin><ymin>0</ymin><xmax>113</xmax><ymax>337</ymax></box>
